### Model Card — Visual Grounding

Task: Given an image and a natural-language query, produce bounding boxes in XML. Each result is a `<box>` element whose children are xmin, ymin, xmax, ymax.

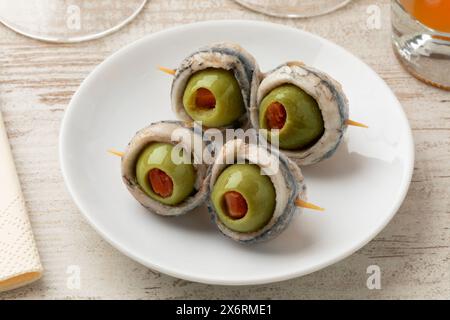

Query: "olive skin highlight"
<box><xmin>211</xmin><ymin>164</ymin><xmax>276</xmax><ymax>233</ymax></box>
<box><xmin>136</xmin><ymin>142</ymin><xmax>196</xmax><ymax>206</ymax></box>
<box><xmin>183</xmin><ymin>68</ymin><xmax>246</xmax><ymax>127</ymax></box>
<box><xmin>259</xmin><ymin>84</ymin><xmax>325</xmax><ymax>150</ymax></box>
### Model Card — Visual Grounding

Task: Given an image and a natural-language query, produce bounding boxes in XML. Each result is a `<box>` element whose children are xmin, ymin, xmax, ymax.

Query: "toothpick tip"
<box><xmin>295</xmin><ymin>199</ymin><xmax>325</xmax><ymax>212</ymax></box>
<box><xmin>157</xmin><ymin>66</ymin><xmax>176</xmax><ymax>76</ymax></box>
<box><xmin>345</xmin><ymin>119</ymin><xmax>368</xmax><ymax>128</ymax></box>
<box><xmin>108</xmin><ymin>149</ymin><xmax>124</xmax><ymax>158</ymax></box>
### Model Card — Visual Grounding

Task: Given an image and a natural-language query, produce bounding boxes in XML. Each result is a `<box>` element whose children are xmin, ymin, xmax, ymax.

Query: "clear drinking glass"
<box><xmin>234</xmin><ymin>0</ymin><xmax>351</xmax><ymax>18</ymax></box>
<box><xmin>0</xmin><ymin>0</ymin><xmax>147</xmax><ymax>43</ymax></box>
<box><xmin>392</xmin><ymin>0</ymin><xmax>450</xmax><ymax>90</ymax></box>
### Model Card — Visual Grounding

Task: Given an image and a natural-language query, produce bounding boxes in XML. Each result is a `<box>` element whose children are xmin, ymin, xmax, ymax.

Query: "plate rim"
<box><xmin>59</xmin><ymin>19</ymin><xmax>415</xmax><ymax>285</ymax></box>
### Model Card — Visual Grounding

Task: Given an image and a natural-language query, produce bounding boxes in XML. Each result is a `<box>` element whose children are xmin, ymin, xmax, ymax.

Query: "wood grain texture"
<box><xmin>0</xmin><ymin>0</ymin><xmax>449</xmax><ymax>299</ymax></box>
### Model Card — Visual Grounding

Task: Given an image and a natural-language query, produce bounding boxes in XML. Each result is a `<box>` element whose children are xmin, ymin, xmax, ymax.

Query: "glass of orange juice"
<box><xmin>392</xmin><ymin>0</ymin><xmax>450</xmax><ymax>90</ymax></box>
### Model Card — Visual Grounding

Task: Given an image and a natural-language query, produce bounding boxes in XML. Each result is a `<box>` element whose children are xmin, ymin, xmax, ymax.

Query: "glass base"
<box><xmin>391</xmin><ymin>1</ymin><xmax>450</xmax><ymax>90</ymax></box>
<box><xmin>0</xmin><ymin>0</ymin><xmax>147</xmax><ymax>43</ymax></box>
<box><xmin>393</xmin><ymin>38</ymin><xmax>450</xmax><ymax>91</ymax></box>
<box><xmin>234</xmin><ymin>0</ymin><xmax>351</xmax><ymax>18</ymax></box>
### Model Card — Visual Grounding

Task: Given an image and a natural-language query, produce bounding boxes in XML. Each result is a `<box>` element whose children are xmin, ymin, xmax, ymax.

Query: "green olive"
<box><xmin>182</xmin><ymin>68</ymin><xmax>246</xmax><ymax>127</ymax></box>
<box><xmin>259</xmin><ymin>84</ymin><xmax>324</xmax><ymax>150</ymax></box>
<box><xmin>211</xmin><ymin>164</ymin><xmax>276</xmax><ymax>233</ymax></box>
<box><xmin>136</xmin><ymin>142</ymin><xmax>196</xmax><ymax>206</ymax></box>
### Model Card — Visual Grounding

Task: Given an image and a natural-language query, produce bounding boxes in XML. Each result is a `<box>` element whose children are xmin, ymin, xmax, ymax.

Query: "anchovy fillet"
<box><xmin>121</xmin><ymin>121</ymin><xmax>209</xmax><ymax>216</ymax></box>
<box><xmin>250</xmin><ymin>61</ymin><xmax>349</xmax><ymax>165</ymax></box>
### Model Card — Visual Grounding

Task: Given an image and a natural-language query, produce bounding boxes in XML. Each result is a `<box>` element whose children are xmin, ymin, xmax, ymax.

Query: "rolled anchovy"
<box><xmin>250</xmin><ymin>61</ymin><xmax>349</xmax><ymax>166</ymax></box>
<box><xmin>207</xmin><ymin>139</ymin><xmax>307</xmax><ymax>244</ymax></box>
<box><xmin>121</xmin><ymin>121</ymin><xmax>209</xmax><ymax>216</ymax></box>
<box><xmin>171</xmin><ymin>42</ymin><xmax>261</xmax><ymax>129</ymax></box>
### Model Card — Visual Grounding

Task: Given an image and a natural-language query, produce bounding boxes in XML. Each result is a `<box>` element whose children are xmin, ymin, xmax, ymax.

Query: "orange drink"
<box><xmin>400</xmin><ymin>0</ymin><xmax>450</xmax><ymax>33</ymax></box>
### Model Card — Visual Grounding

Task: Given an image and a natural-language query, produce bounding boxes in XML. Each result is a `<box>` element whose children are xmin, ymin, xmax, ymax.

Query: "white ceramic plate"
<box><xmin>60</xmin><ymin>20</ymin><xmax>414</xmax><ymax>285</ymax></box>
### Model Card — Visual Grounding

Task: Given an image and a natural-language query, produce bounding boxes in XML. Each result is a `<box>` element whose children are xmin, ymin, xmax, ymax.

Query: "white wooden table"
<box><xmin>1</xmin><ymin>0</ymin><xmax>449</xmax><ymax>299</ymax></box>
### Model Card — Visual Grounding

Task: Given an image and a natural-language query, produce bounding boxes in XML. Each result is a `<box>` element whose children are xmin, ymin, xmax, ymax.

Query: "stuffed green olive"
<box><xmin>259</xmin><ymin>84</ymin><xmax>325</xmax><ymax>150</ymax></box>
<box><xmin>136</xmin><ymin>142</ymin><xmax>196</xmax><ymax>206</ymax></box>
<box><xmin>171</xmin><ymin>42</ymin><xmax>261</xmax><ymax>130</ymax></box>
<box><xmin>211</xmin><ymin>164</ymin><xmax>276</xmax><ymax>233</ymax></box>
<box><xmin>182</xmin><ymin>69</ymin><xmax>246</xmax><ymax>127</ymax></box>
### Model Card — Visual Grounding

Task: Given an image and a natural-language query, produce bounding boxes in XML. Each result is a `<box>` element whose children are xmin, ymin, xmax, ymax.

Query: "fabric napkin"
<box><xmin>0</xmin><ymin>111</ymin><xmax>43</xmax><ymax>293</ymax></box>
